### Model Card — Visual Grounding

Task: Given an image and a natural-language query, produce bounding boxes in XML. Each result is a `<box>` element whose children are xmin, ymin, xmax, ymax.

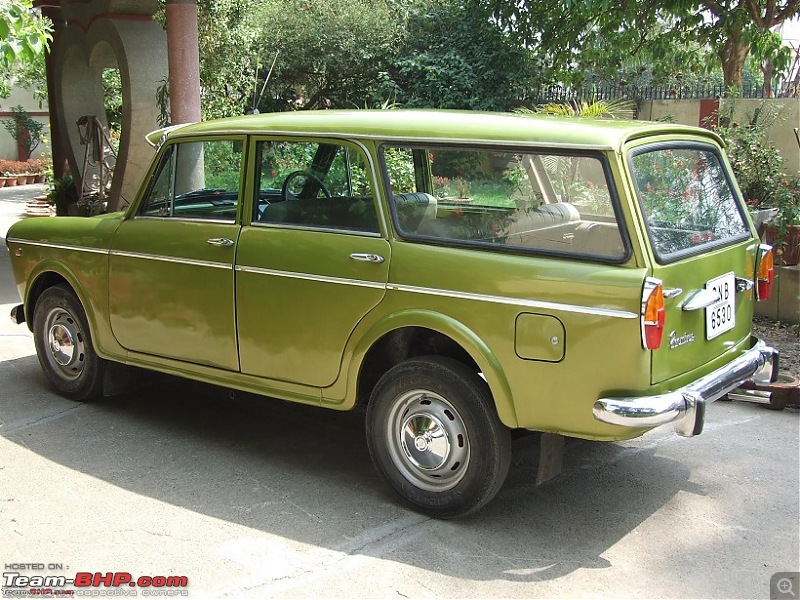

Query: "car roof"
<box><xmin>150</xmin><ymin>109</ymin><xmax>722</xmax><ymax>151</ymax></box>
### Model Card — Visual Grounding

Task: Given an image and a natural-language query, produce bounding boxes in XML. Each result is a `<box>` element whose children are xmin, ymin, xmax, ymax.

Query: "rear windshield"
<box><xmin>629</xmin><ymin>145</ymin><xmax>750</xmax><ymax>262</ymax></box>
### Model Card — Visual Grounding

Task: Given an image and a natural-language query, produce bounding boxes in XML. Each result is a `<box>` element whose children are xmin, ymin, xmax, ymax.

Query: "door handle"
<box><xmin>349</xmin><ymin>253</ymin><xmax>385</xmax><ymax>264</ymax></box>
<box><xmin>207</xmin><ymin>238</ymin><xmax>234</xmax><ymax>247</ymax></box>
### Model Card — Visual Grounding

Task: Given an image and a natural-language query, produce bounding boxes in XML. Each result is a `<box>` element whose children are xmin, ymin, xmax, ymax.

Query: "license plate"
<box><xmin>705</xmin><ymin>272</ymin><xmax>735</xmax><ymax>340</ymax></box>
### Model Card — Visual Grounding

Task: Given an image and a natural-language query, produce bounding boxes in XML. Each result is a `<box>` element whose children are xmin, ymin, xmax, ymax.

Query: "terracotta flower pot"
<box><xmin>16</xmin><ymin>175</ymin><xmax>28</xmax><ymax>185</ymax></box>
<box><xmin>765</xmin><ymin>224</ymin><xmax>800</xmax><ymax>266</ymax></box>
<box><xmin>0</xmin><ymin>177</ymin><xmax>7</xmax><ymax>188</ymax></box>
<box><xmin>5</xmin><ymin>176</ymin><xmax>18</xmax><ymax>187</ymax></box>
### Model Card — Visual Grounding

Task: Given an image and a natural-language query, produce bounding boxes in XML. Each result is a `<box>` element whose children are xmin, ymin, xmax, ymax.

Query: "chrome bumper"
<box><xmin>593</xmin><ymin>338</ymin><xmax>778</xmax><ymax>437</ymax></box>
<box><xmin>10</xmin><ymin>304</ymin><xmax>25</xmax><ymax>325</ymax></box>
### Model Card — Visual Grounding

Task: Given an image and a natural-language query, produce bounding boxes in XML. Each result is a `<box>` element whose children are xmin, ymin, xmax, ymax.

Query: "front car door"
<box><xmin>235</xmin><ymin>137</ymin><xmax>390</xmax><ymax>387</ymax></box>
<box><xmin>108</xmin><ymin>136</ymin><xmax>245</xmax><ymax>371</ymax></box>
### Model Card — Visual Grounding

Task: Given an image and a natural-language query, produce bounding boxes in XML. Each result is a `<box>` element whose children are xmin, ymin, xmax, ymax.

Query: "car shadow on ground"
<box><xmin>0</xmin><ymin>353</ymin><xmax>704</xmax><ymax>583</ymax></box>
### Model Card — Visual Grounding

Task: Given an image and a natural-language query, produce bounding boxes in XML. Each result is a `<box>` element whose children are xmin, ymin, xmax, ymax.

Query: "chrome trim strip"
<box><xmin>593</xmin><ymin>338</ymin><xmax>777</xmax><ymax>437</ymax></box>
<box><xmin>133</xmin><ymin>216</ymin><xmax>236</xmax><ymax>225</ymax></box>
<box><xmin>6</xmin><ymin>239</ymin><xmax>109</xmax><ymax>255</ymax></box>
<box><xmin>111</xmin><ymin>250</ymin><xmax>232</xmax><ymax>270</ymax></box>
<box><xmin>249</xmin><ymin>221</ymin><xmax>383</xmax><ymax>238</ymax></box>
<box><xmin>235</xmin><ymin>265</ymin><xmax>386</xmax><ymax>289</ymax></box>
<box><xmin>387</xmin><ymin>283</ymin><xmax>639</xmax><ymax>319</ymax></box>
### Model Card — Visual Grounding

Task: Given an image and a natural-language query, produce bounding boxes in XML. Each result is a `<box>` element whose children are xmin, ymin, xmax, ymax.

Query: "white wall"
<box><xmin>0</xmin><ymin>86</ymin><xmax>51</xmax><ymax>161</ymax></box>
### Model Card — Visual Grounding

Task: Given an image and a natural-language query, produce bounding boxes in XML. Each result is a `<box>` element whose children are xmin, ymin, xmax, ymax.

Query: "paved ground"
<box><xmin>0</xmin><ymin>185</ymin><xmax>798</xmax><ymax>599</ymax></box>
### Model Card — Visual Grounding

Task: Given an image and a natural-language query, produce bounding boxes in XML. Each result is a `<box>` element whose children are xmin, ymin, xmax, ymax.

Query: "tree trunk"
<box><xmin>762</xmin><ymin>60</ymin><xmax>775</xmax><ymax>98</ymax></box>
<box><xmin>718</xmin><ymin>28</ymin><xmax>749</xmax><ymax>90</ymax></box>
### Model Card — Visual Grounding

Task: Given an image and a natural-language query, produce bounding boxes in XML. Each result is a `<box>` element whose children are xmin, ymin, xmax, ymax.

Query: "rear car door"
<box><xmin>627</xmin><ymin>139</ymin><xmax>758</xmax><ymax>384</ymax></box>
<box><xmin>235</xmin><ymin>137</ymin><xmax>389</xmax><ymax>387</ymax></box>
<box><xmin>108</xmin><ymin>137</ymin><xmax>245</xmax><ymax>371</ymax></box>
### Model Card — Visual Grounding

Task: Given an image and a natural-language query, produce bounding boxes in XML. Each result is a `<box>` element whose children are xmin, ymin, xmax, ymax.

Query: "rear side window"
<box><xmin>629</xmin><ymin>145</ymin><xmax>750</xmax><ymax>262</ymax></box>
<box><xmin>254</xmin><ymin>139</ymin><xmax>380</xmax><ymax>233</ymax></box>
<box><xmin>382</xmin><ymin>145</ymin><xmax>628</xmax><ymax>261</ymax></box>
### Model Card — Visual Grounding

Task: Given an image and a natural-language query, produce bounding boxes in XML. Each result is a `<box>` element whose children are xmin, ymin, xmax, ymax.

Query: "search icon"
<box><xmin>777</xmin><ymin>577</ymin><xmax>795</xmax><ymax>597</ymax></box>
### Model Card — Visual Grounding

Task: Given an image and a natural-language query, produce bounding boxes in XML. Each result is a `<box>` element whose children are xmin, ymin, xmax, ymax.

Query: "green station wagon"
<box><xmin>6</xmin><ymin>110</ymin><xmax>779</xmax><ymax>517</ymax></box>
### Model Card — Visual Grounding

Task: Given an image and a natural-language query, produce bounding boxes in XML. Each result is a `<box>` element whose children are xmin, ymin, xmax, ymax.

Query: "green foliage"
<box><xmin>250</xmin><ymin>0</ymin><xmax>402</xmax><ymax>112</ymax></box>
<box><xmin>102</xmin><ymin>69</ymin><xmax>123</xmax><ymax>134</ymax></box>
<box><xmin>388</xmin><ymin>0</ymin><xmax>540</xmax><ymax>110</ymax></box>
<box><xmin>49</xmin><ymin>173</ymin><xmax>79</xmax><ymax>215</ymax></box>
<box><xmin>0</xmin><ymin>0</ymin><xmax>51</xmax><ymax>69</ymax></box>
<box><xmin>516</xmin><ymin>98</ymin><xmax>635</xmax><ymax>119</ymax></box>
<box><xmin>155</xmin><ymin>0</ymin><xmax>257</xmax><ymax>120</ymax></box>
<box><xmin>0</xmin><ymin>0</ymin><xmax>50</xmax><ymax>99</ymax></box>
<box><xmin>467</xmin><ymin>0</ymin><xmax>800</xmax><ymax>89</ymax></box>
<box><xmin>713</xmin><ymin>98</ymin><xmax>791</xmax><ymax>212</ymax></box>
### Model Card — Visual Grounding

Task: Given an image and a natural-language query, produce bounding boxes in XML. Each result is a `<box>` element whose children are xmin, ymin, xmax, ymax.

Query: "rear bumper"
<box><xmin>593</xmin><ymin>337</ymin><xmax>778</xmax><ymax>437</ymax></box>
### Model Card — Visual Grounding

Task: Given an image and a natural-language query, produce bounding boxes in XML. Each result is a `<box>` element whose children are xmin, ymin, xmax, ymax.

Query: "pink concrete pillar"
<box><xmin>36</xmin><ymin>2</ymin><xmax>69</xmax><ymax>180</ymax></box>
<box><xmin>166</xmin><ymin>0</ymin><xmax>201</xmax><ymax>124</ymax></box>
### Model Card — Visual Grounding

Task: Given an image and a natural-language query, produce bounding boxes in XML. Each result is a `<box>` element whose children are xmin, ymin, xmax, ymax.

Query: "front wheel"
<box><xmin>366</xmin><ymin>356</ymin><xmax>511</xmax><ymax>518</ymax></box>
<box><xmin>33</xmin><ymin>284</ymin><xmax>105</xmax><ymax>400</ymax></box>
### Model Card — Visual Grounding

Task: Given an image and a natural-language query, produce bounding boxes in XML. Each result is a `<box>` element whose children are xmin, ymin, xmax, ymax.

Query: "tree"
<box><xmin>470</xmin><ymin>0</ymin><xmax>799</xmax><ymax>90</ymax></box>
<box><xmin>155</xmin><ymin>0</ymin><xmax>257</xmax><ymax>120</ymax></box>
<box><xmin>250</xmin><ymin>0</ymin><xmax>402</xmax><ymax>111</ymax></box>
<box><xmin>0</xmin><ymin>0</ymin><xmax>51</xmax><ymax>98</ymax></box>
<box><xmin>387</xmin><ymin>0</ymin><xmax>542</xmax><ymax>110</ymax></box>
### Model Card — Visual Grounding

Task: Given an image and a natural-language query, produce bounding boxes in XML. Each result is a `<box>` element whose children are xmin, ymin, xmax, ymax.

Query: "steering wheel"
<box><xmin>281</xmin><ymin>170</ymin><xmax>332</xmax><ymax>202</ymax></box>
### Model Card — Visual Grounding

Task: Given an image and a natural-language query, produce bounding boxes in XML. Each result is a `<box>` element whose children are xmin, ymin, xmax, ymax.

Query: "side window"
<box><xmin>138</xmin><ymin>139</ymin><xmax>242</xmax><ymax>221</ymax></box>
<box><xmin>382</xmin><ymin>145</ymin><xmax>627</xmax><ymax>261</ymax></box>
<box><xmin>139</xmin><ymin>145</ymin><xmax>174</xmax><ymax>217</ymax></box>
<box><xmin>254</xmin><ymin>140</ymin><xmax>379</xmax><ymax>233</ymax></box>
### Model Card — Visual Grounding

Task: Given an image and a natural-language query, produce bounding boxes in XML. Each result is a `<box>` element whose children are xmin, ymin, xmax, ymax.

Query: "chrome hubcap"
<box><xmin>387</xmin><ymin>390</ymin><xmax>470</xmax><ymax>492</ymax></box>
<box><xmin>43</xmin><ymin>308</ymin><xmax>85</xmax><ymax>381</ymax></box>
<box><xmin>49</xmin><ymin>323</ymin><xmax>75</xmax><ymax>366</ymax></box>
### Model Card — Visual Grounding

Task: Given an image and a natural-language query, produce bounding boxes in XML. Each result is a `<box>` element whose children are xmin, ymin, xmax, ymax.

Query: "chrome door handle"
<box><xmin>735</xmin><ymin>277</ymin><xmax>754</xmax><ymax>292</ymax></box>
<box><xmin>349</xmin><ymin>253</ymin><xmax>385</xmax><ymax>264</ymax></box>
<box><xmin>207</xmin><ymin>238</ymin><xmax>234</xmax><ymax>247</ymax></box>
<box><xmin>681</xmin><ymin>289</ymin><xmax>719</xmax><ymax>311</ymax></box>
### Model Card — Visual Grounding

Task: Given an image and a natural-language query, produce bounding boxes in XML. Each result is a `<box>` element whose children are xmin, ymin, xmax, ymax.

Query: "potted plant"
<box><xmin>764</xmin><ymin>178</ymin><xmax>800</xmax><ymax>266</ymax></box>
<box><xmin>0</xmin><ymin>159</ymin><xmax>11</xmax><ymax>187</ymax></box>
<box><xmin>0</xmin><ymin>160</ymin><xmax>29</xmax><ymax>186</ymax></box>
<box><xmin>49</xmin><ymin>174</ymin><xmax>80</xmax><ymax>216</ymax></box>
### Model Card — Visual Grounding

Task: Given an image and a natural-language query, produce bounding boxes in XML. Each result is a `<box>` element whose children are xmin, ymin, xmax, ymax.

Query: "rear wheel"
<box><xmin>33</xmin><ymin>284</ymin><xmax>104</xmax><ymax>400</ymax></box>
<box><xmin>366</xmin><ymin>356</ymin><xmax>511</xmax><ymax>518</ymax></box>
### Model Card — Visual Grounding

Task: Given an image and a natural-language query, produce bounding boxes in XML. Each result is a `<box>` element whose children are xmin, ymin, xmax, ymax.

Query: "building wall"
<box><xmin>640</xmin><ymin>98</ymin><xmax>800</xmax><ymax>175</ymax></box>
<box><xmin>0</xmin><ymin>87</ymin><xmax>51</xmax><ymax>161</ymax></box>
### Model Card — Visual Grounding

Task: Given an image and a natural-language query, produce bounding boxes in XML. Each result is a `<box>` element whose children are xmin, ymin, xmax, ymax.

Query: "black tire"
<box><xmin>33</xmin><ymin>284</ymin><xmax>104</xmax><ymax>401</ymax></box>
<box><xmin>366</xmin><ymin>356</ymin><xmax>511</xmax><ymax>519</ymax></box>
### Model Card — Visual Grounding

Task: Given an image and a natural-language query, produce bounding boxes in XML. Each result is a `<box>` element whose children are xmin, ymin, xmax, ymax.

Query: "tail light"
<box><xmin>641</xmin><ymin>277</ymin><xmax>666</xmax><ymax>350</ymax></box>
<box><xmin>756</xmin><ymin>244</ymin><xmax>774</xmax><ymax>301</ymax></box>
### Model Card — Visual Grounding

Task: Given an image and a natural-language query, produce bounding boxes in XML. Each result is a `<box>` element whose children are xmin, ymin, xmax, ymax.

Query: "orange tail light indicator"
<box><xmin>756</xmin><ymin>244</ymin><xmax>774</xmax><ymax>301</ymax></box>
<box><xmin>641</xmin><ymin>277</ymin><xmax>666</xmax><ymax>350</ymax></box>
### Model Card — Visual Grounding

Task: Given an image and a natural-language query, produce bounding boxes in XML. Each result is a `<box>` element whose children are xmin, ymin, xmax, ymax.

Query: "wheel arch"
<box><xmin>25</xmin><ymin>264</ymin><xmax>98</xmax><ymax>338</ymax></box>
<box><xmin>342</xmin><ymin>310</ymin><xmax>519</xmax><ymax>429</ymax></box>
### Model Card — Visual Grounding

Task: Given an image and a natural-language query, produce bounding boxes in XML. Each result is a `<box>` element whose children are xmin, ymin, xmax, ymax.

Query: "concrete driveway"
<box><xmin>1</xmin><ymin>186</ymin><xmax>798</xmax><ymax>599</ymax></box>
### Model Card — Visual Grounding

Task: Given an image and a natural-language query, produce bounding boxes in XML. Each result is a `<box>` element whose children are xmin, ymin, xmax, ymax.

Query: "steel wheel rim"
<box><xmin>386</xmin><ymin>389</ymin><xmax>470</xmax><ymax>492</ymax></box>
<box><xmin>43</xmin><ymin>307</ymin><xmax>86</xmax><ymax>381</ymax></box>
